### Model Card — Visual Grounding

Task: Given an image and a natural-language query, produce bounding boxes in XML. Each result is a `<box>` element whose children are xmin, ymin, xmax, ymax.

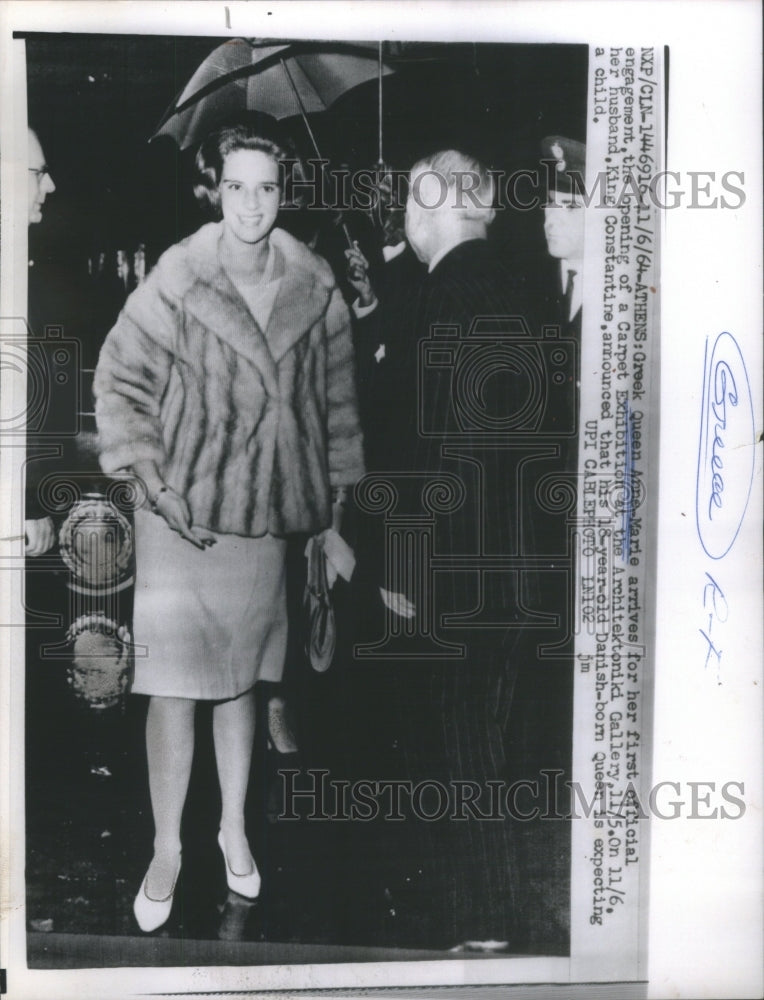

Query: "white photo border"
<box><xmin>0</xmin><ymin>2</ymin><xmax>761</xmax><ymax>998</ymax></box>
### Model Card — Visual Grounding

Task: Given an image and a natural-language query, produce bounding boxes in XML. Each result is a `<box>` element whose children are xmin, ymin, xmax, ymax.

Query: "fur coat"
<box><xmin>94</xmin><ymin>223</ymin><xmax>364</xmax><ymax>538</ymax></box>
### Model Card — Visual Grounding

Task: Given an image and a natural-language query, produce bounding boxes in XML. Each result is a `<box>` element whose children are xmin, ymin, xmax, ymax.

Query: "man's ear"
<box><xmin>460</xmin><ymin>204</ymin><xmax>495</xmax><ymax>227</ymax></box>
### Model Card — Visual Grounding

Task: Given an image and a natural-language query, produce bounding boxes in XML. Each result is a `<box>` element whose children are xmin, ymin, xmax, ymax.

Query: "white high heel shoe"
<box><xmin>217</xmin><ymin>829</ymin><xmax>261</xmax><ymax>900</ymax></box>
<box><xmin>133</xmin><ymin>855</ymin><xmax>181</xmax><ymax>933</ymax></box>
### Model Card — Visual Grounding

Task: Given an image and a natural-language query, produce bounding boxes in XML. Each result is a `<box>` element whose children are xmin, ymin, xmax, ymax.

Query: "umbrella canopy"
<box><xmin>153</xmin><ymin>38</ymin><xmax>395</xmax><ymax>155</ymax></box>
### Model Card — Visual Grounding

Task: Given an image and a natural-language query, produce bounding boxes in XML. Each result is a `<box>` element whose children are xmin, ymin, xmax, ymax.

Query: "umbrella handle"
<box><xmin>280</xmin><ymin>58</ymin><xmax>324</xmax><ymax>163</ymax></box>
<box><xmin>280</xmin><ymin>58</ymin><xmax>361</xmax><ymax>251</ymax></box>
<box><xmin>280</xmin><ymin>59</ymin><xmax>353</xmax><ymax>250</ymax></box>
<box><xmin>378</xmin><ymin>42</ymin><xmax>384</xmax><ymax>166</ymax></box>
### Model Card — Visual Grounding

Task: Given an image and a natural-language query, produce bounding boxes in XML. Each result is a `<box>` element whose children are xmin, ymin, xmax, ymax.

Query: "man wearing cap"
<box><xmin>540</xmin><ymin>134</ymin><xmax>586</xmax><ymax>336</ymax></box>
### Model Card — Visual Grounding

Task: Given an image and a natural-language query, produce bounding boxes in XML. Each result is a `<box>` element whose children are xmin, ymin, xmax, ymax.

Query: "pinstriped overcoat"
<box><xmin>94</xmin><ymin>222</ymin><xmax>364</xmax><ymax>537</ymax></box>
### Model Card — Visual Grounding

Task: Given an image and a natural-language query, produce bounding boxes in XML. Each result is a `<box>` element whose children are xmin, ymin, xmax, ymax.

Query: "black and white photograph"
<box><xmin>0</xmin><ymin>2</ymin><xmax>761</xmax><ymax>998</ymax></box>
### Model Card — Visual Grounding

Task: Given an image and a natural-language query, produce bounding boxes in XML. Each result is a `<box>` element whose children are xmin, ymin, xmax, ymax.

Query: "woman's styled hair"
<box><xmin>193</xmin><ymin>119</ymin><xmax>305</xmax><ymax>216</ymax></box>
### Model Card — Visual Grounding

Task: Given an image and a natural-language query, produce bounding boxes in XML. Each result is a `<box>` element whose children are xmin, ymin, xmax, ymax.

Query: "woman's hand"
<box><xmin>153</xmin><ymin>488</ymin><xmax>216</xmax><ymax>550</ymax></box>
<box><xmin>379</xmin><ymin>588</ymin><xmax>416</xmax><ymax>620</ymax></box>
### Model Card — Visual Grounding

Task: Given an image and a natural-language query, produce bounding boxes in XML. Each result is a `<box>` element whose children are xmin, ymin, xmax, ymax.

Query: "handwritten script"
<box><xmin>696</xmin><ymin>332</ymin><xmax>754</xmax><ymax>560</ymax></box>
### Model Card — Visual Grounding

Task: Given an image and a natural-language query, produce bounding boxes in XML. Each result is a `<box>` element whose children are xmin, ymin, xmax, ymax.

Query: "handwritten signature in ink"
<box><xmin>699</xmin><ymin>572</ymin><xmax>728</xmax><ymax>682</ymax></box>
<box><xmin>695</xmin><ymin>332</ymin><xmax>755</xmax><ymax>682</ymax></box>
<box><xmin>696</xmin><ymin>332</ymin><xmax>755</xmax><ymax>560</ymax></box>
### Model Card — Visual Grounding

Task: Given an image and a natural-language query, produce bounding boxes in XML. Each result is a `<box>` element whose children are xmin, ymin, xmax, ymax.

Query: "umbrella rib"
<box><xmin>279</xmin><ymin>59</ymin><xmax>324</xmax><ymax>162</ymax></box>
<box><xmin>174</xmin><ymin>63</ymin><xmax>266</xmax><ymax>115</ymax></box>
<box><xmin>288</xmin><ymin>55</ymin><xmax>327</xmax><ymax>108</ymax></box>
<box><xmin>173</xmin><ymin>43</ymin><xmax>293</xmax><ymax>115</ymax></box>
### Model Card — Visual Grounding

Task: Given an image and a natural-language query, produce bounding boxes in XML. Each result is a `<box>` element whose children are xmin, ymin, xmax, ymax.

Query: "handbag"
<box><xmin>303</xmin><ymin>536</ymin><xmax>336</xmax><ymax>673</ymax></box>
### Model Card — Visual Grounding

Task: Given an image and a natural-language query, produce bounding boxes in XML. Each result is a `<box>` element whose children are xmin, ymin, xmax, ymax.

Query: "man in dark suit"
<box><xmin>344</xmin><ymin>183</ymin><xmax>427</xmax><ymax>447</ymax></box>
<box><xmin>352</xmin><ymin>149</ymin><xmax>560</xmax><ymax>950</ymax></box>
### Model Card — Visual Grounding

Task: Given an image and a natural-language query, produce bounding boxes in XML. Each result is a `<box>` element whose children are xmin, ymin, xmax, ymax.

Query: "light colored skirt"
<box><xmin>131</xmin><ymin>509</ymin><xmax>287</xmax><ymax>700</ymax></box>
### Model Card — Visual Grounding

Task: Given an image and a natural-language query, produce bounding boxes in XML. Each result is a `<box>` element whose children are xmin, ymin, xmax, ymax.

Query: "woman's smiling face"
<box><xmin>219</xmin><ymin>148</ymin><xmax>281</xmax><ymax>246</ymax></box>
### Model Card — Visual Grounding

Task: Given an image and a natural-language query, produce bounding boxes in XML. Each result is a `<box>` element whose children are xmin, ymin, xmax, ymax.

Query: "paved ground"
<box><xmin>23</xmin><ymin>570</ymin><xmax>570</xmax><ymax>966</ymax></box>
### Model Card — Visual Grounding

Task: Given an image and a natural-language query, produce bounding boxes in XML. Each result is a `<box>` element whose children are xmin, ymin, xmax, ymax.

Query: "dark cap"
<box><xmin>541</xmin><ymin>135</ymin><xmax>586</xmax><ymax>197</ymax></box>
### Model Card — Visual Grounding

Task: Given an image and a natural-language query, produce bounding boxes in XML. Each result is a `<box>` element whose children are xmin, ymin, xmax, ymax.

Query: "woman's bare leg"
<box><xmin>212</xmin><ymin>688</ymin><xmax>257</xmax><ymax>873</ymax></box>
<box><xmin>144</xmin><ymin>695</ymin><xmax>195</xmax><ymax>895</ymax></box>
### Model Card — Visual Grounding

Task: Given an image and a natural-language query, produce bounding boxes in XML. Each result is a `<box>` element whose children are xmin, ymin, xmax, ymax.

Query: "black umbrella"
<box><xmin>152</xmin><ymin>38</ymin><xmax>394</xmax><ymax>163</ymax></box>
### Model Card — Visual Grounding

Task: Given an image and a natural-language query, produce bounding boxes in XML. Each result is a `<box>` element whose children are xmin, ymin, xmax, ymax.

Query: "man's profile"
<box><xmin>25</xmin><ymin>127</ymin><xmax>57</xmax><ymax>556</ymax></box>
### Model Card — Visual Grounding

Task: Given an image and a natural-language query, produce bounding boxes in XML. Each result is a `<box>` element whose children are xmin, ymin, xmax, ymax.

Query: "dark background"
<box><xmin>25</xmin><ymin>35</ymin><xmax>587</xmax><ymax>277</ymax></box>
<box><xmin>22</xmin><ymin>33</ymin><xmax>586</xmax><ymax>965</ymax></box>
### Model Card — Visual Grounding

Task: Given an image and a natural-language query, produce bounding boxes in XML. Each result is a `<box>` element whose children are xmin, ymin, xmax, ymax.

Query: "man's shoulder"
<box><xmin>428</xmin><ymin>240</ymin><xmax>518</xmax><ymax>303</ymax></box>
<box><xmin>381</xmin><ymin>245</ymin><xmax>427</xmax><ymax>295</ymax></box>
<box><xmin>433</xmin><ymin>239</ymin><xmax>511</xmax><ymax>280</ymax></box>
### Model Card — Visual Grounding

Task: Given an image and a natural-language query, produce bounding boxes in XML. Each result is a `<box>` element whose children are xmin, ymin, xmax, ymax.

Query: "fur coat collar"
<box><xmin>168</xmin><ymin>222</ymin><xmax>336</xmax><ymax>394</ymax></box>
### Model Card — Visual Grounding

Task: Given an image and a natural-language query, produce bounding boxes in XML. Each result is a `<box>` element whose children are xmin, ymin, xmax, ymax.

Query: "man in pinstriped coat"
<box><xmin>353</xmin><ymin>148</ymin><xmax>578</xmax><ymax>950</ymax></box>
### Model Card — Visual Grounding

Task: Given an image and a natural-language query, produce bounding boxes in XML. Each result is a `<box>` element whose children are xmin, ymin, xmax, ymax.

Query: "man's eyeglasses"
<box><xmin>28</xmin><ymin>166</ymin><xmax>51</xmax><ymax>180</ymax></box>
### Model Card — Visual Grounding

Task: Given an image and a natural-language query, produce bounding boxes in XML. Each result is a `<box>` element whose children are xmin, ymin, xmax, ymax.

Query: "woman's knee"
<box><xmin>147</xmin><ymin>695</ymin><xmax>196</xmax><ymax>728</ymax></box>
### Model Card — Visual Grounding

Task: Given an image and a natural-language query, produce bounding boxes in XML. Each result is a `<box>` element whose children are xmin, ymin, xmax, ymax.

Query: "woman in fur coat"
<box><xmin>94</xmin><ymin>123</ymin><xmax>364</xmax><ymax>932</ymax></box>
